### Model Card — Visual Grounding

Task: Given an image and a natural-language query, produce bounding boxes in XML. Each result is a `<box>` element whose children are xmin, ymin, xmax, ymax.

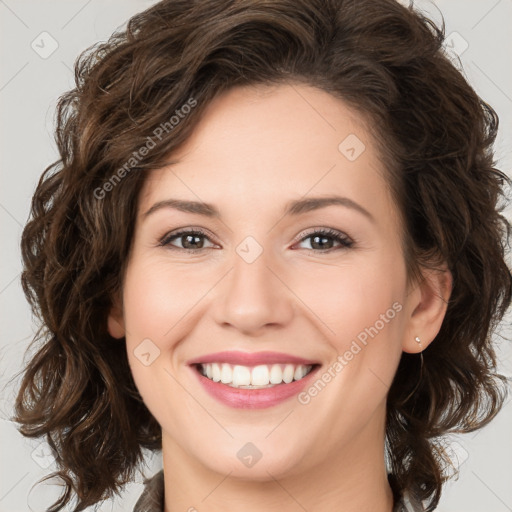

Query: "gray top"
<box><xmin>132</xmin><ymin>470</ymin><xmax>425</xmax><ymax>511</ymax></box>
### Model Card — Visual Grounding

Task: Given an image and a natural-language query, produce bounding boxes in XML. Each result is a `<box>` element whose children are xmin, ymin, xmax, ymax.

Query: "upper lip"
<box><xmin>187</xmin><ymin>351</ymin><xmax>319</xmax><ymax>366</ymax></box>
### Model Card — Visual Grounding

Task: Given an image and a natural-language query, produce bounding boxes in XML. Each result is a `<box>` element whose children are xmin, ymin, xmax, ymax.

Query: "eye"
<box><xmin>158</xmin><ymin>227</ymin><xmax>354</xmax><ymax>254</ymax></box>
<box><xmin>294</xmin><ymin>228</ymin><xmax>354</xmax><ymax>252</ymax></box>
<box><xmin>159</xmin><ymin>228</ymin><xmax>216</xmax><ymax>252</ymax></box>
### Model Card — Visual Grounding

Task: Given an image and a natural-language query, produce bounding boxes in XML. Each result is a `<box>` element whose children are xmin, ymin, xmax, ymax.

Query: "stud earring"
<box><xmin>414</xmin><ymin>336</ymin><xmax>421</xmax><ymax>344</ymax></box>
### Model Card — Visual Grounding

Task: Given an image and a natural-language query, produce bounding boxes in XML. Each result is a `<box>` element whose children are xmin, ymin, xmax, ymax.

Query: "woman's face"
<box><xmin>109</xmin><ymin>83</ymin><xmax>432</xmax><ymax>479</ymax></box>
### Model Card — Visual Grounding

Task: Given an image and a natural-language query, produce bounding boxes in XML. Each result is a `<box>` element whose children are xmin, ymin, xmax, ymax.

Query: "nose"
<box><xmin>212</xmin><ymin>245</ymin><xmax>295</xmax><ymax>336</ymax></box>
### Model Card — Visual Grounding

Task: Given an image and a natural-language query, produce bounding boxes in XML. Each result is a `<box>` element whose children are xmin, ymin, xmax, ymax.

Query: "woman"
<box><xmin>14</xmin><ymin>0</ymin><xmax>511</xmax><ymax>511</ymax></box>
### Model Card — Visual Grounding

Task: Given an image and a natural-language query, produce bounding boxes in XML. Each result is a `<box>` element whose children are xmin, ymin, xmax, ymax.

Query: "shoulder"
<box><xmin>133</xmin><ymin>470</ymin><xmax>165</xmax><ymax>512</ymax></box>
<box><xmin>394</xmin><ymin>488</ymin><xmax>426</xmax><ymax>512</ymax></box>
<box><xmin>389</xmin><ymin>473</ymin><xmax>425</xmax><ymax>512</ymax></box>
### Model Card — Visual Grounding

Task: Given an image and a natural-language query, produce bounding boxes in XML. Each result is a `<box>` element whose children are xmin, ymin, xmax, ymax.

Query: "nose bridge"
<box><xmin>213</xmin><ymin>235</ymin><xmax>294</xmax><ymax>333</ymax></box>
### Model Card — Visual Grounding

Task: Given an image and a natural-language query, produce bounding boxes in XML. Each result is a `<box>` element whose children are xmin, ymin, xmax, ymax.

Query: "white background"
<box><xmin>1</xmin><ymin>1</ymin><xmax>511</xmax><ymax>511</ymax></box>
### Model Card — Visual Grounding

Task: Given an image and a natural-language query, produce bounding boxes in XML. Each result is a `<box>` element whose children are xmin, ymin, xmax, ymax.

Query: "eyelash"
<box><xmin>158</xmin><ymin>227</ymin><xmax>354</xmax><ymax>254</ymax></box>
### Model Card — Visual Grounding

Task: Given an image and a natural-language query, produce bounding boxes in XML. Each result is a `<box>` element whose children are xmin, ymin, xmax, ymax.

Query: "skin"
<box><xmin>108</xmin><ymin>83</ymin><xmax>452</xmax><ymax>512</ymax></box>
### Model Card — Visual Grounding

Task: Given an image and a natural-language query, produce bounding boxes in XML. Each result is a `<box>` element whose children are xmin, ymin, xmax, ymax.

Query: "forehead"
<box><xmin>138</xmin><ymin>83</ymin><xmax>396</xmax><ymax>226</ymax></box>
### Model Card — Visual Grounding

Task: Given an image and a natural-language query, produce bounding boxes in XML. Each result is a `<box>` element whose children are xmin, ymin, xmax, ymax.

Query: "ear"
<box><xmin>107</xmin><ymin>293</ymin><xmax>126</xmax><ymax>339</ymax></box>
<box><xmin>402</xmin><ymin>265</ymin><xmax>453</xmax><ymax>354</ymax></box>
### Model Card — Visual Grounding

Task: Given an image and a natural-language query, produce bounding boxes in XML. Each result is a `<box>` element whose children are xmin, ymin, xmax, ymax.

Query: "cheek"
<box><xmin>120</xmin><ymin>260</ymin><xmax>193</xmax><ymax>395</ymax></box>
<box><xmin>122</xmin><ymin>258</ymin><xmax>209</xmax><ymax>346</ymax></box>
<box><xmin>287</xmin><ymin>256</ymin><xmax>406</xmax><ymax>347</ymax></box>
<box><xmin>121</xmin><ymin>256</ymin><xmax>234</xmax><ymax>412</ymax></box>
<box><xmin>288</xmin><ymin>254</ymin><xmax>408</xmax><ymax>414</ymax></box>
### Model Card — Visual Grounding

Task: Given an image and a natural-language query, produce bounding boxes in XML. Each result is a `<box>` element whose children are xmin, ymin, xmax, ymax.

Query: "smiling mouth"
<box><xmin>195</xmin><ymin>362</ymin><xmax>318</xmax><ymax>389</ymax></box>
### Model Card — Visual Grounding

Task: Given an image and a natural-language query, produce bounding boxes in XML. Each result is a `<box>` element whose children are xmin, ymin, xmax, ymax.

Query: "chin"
<box><xmin>180</xmin><ymin>433</ymin><xmax>309</xmax><ymax>480</ymax></box>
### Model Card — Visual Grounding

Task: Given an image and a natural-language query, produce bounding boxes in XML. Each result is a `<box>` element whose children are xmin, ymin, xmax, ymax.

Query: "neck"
<box><xmin>162</xmin><ymin>405</ymin><xmax>394</xmax><ymax>512</ymax></box>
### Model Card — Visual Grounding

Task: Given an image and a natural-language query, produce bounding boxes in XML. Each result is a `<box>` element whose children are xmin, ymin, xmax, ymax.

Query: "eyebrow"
<box><xmin>142</xmin><ymin>195</ymin><xmax>375</xmax><ymax>223</ymax></box>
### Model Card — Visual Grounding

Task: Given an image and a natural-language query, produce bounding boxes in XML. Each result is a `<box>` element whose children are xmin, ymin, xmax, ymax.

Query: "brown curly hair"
<box><xmin>14</xmin><ymin>0</ymin><xmax>511</xmax><ymax>510</ymax></box>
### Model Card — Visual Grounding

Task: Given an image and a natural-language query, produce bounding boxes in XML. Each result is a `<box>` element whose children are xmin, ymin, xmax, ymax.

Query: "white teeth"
<box><xmin>211</xmin><ymin>363</ymin><xmax>221</xmax><ymax>382</ymax></box>
<box><xmin>220</xmin><ymin>363</ymin><xmax>232</xmax><ymax>384</ymax></box>
<box><xmin>251</xmin><ymin>365</ymin><xmax>269</xmax><ymax>386</ymax></box>
<box><xmin>269</xmin><ymin>364</ymin><xmax>283</xmax><ymax>384</ymax></box>
<box><xmin>199</xmin><ymin>362</ymin><xmax>314</xmax><ymax>388</ymax></box>
<box><xmin>232</xmin><ymin>365</ymin><xmax>251</xmax><ymax>387</ymax></box>
<box><xmin>294</xmin><ymin>365</ymin><xmax>307</xmax><ymax>380</ymax></box>
<box><xmin>283</xmin><ymin>364</ymin><xmax>295</xmax><ymax>383</ymax></box>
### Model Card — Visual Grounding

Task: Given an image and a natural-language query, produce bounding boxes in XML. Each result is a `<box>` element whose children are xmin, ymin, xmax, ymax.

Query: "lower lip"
<box><xmin>191</xmin><ymin>365</ymin><xmax>320</xmax><ymax>409</ymax></box>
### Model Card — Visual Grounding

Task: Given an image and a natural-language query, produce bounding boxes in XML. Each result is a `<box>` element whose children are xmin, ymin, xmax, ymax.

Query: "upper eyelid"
<box><xmin>295</xmin><ymin>227</ymin><xmax>352</xmax><ymax>240</ymax></box>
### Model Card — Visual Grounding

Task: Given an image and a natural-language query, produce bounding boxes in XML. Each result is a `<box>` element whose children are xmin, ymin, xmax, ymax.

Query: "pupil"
<box><xmin>312</xmin><ymin>235</ymin><xmax>332</xmax><ymax>250</ymax></box>
<box><xmin>184</xmin><ymin>234</ymin><xmax>202</xmax><ymax>249</ymax></box>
